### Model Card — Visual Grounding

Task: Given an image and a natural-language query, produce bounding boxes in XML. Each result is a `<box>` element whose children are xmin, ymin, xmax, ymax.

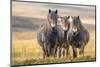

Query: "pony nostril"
<box><xmin>52</xmin><ymin>27</ymin><xmax>56</xmax><ymax>31</ymax></box>
<box><xmin>73</xmin><ymin>32</ymin><xmax>76</xmax><ymax>35</ymax></box>
<box><xmin>72</xmin><ymin>31</ymin><xmax>75</xmax><ymax>35</ymax></box>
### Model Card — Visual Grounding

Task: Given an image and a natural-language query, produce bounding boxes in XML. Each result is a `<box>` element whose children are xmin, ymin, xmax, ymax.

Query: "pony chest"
<box><xmin>63</xmin><ymin>31</ymin><xmax>68</xmax><ymax>42</ymax></box>
<box><xmin>47</xmin><ymin>29</ymin><xmax>59</xmax><ymax>43</ymax></box>
<box><xmin>71</xmin><ymin>32</ymin><xmax>83</xmax><ymax>48</ymax></box>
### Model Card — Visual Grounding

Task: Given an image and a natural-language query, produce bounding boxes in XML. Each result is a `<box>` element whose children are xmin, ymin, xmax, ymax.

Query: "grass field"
<box><xmin>12</xmin><ymin>29</ymin><xmax>96</xmax><ymax>66</ymax></box>
<box><xmin>12</xmin><ymin>1</ymin><xmax>96</xmax><ymax>66</ymax></box>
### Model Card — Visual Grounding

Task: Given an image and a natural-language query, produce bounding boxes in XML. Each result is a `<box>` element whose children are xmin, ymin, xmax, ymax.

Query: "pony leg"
<box><xmin>62</xmin><ymin>48</ymin><xmax>65</xmax><ymax>58</ymax></box>
<box><xmin>47</xmin><ymin>44</ymin><xmax>50</xmax><ymax>57</ymax></box>
<box><xmin>66</xmin><ymin>45</ymin><xmax>72</xmax><ymax>61</ymax></box>
<box><xmin>58</xmin><ymin>46</ymin><xmax>62</xmax><ymax>58</ymax></box>
<box><xmin>53</xmin><ymin>45</ymin><xmax>58</xmax><ymax>57</ymax></box>
<box><xmin>43</xmin><ymin>43</ymin><xmax>48</xmax><ymax>58</ymax></box>
<box><xmin>42</xmin><ymin>47</ymin><xmax>46</xmax><ymax>58</ymax></box>
<box><xmin>42</xmin><ymin>46</ymin><xmax>46</xmax><ymax>58</ymax></box>
<box><xmin>72</xmin><ymin>46</ymin><xmax>77</xmax><ymax>58</ymax></box>
<box><xmin>66</xmin><ymin>45</ymin><xmax>69</xmax><ymax>57</ymax></box>
<box><xmin>63</xmin><ymin>44</ymin><xmax>67</xmax><ymax>58</ymax></box>
<box><xmin>56</xmin><ymin>46</ymin><xmax>59</xmax><ymax>58</ymax></box>
<box><xmin>79</xmin><ymin>45</ymin><xmax>85</xmax><ymax>57</ymax></box>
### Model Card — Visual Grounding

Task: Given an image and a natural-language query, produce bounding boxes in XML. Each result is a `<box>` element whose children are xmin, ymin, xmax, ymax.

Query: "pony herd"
<box><xmin>37</xmin><ymin>9</ymin><xmax>89</xmax><ymax>59</ymax></box>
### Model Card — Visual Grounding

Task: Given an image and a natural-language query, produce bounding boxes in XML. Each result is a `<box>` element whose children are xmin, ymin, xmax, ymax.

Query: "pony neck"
<box><xmin>77</xmin><ymin>19</ymin><xmax>85</xmax><ymax>31</ymax></box>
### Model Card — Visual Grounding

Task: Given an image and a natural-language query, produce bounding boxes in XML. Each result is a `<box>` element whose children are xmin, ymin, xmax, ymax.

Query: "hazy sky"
<box><xmin>12</xmin><ymin>1</ymin><xmax>95</xmax><ymax>18</ymax></box>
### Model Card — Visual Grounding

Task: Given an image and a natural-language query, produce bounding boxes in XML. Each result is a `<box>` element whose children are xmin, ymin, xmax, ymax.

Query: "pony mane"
<box><xmin>74</xmin><ymin>16</ymin><xmax>85</xmax><ymax>31</ymax></box>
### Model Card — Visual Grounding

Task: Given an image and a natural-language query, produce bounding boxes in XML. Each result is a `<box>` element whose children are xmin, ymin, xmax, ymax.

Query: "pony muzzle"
<box><xmin>72</xmin><ymin>28</ymin><xmax>77</xmax><ymax>32</ymax></box>
<box><xmin>51</xmin><ymin>23</ymin><xmax>56</xmax><ymax>27</ymax></box>
<box><xmin>62</xmin><ymin>26</ymin><xmax>68</xmax><ymax>31</ymax></box>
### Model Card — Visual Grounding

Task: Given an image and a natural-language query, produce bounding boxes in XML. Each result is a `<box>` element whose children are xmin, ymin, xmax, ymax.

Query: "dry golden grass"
<box><xmin>12</xmin><ymin>29</ymin><xmax>96</xmax><ymax>66</ymax></box>
<box><xmin>12</xmin><ymin>32</ymin><xmax>43</xmax><ymax>65</ymax></box>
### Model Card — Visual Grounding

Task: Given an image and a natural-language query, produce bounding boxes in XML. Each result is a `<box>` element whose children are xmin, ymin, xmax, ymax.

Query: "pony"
<box><xmin>67</xmin><ymin>16</ymin><xmax>89</xmax><ymax>58</ymax></box>
<box><xmin>37</xmin><ymin>9</ymin><xmax>59</xmax><ymax>58</ymax></box>
<box><xmin>57</xmin><ymin>16</ymin><xmax>70</xmax><ymax>58</ymax></box>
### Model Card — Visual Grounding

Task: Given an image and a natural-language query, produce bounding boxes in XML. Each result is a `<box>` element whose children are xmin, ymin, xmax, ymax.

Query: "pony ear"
<box><xmin>55</xmin><ymin>9</ymin><xmax>58</xmax><ymax>14</ymax></box>
<box><xmin>67</xmin><ymin>16</ymin><xmax>70</xmax><ymax>19</ymax></box>
<box><xmin>49</xmin><ymin>9</ymin><xmax>51</xmax><ymax>13</ymax></box>
<box><xmin>77</xmin><ymin>16</ymin><xmax>79</xmax><ymax>19</ymax></box>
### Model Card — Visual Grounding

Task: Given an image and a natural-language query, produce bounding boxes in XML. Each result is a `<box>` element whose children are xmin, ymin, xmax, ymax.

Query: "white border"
<box><xmin>0</xmin><ymin>0</ymin><xmax>100</xmax><ymax>67</ymax></box>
